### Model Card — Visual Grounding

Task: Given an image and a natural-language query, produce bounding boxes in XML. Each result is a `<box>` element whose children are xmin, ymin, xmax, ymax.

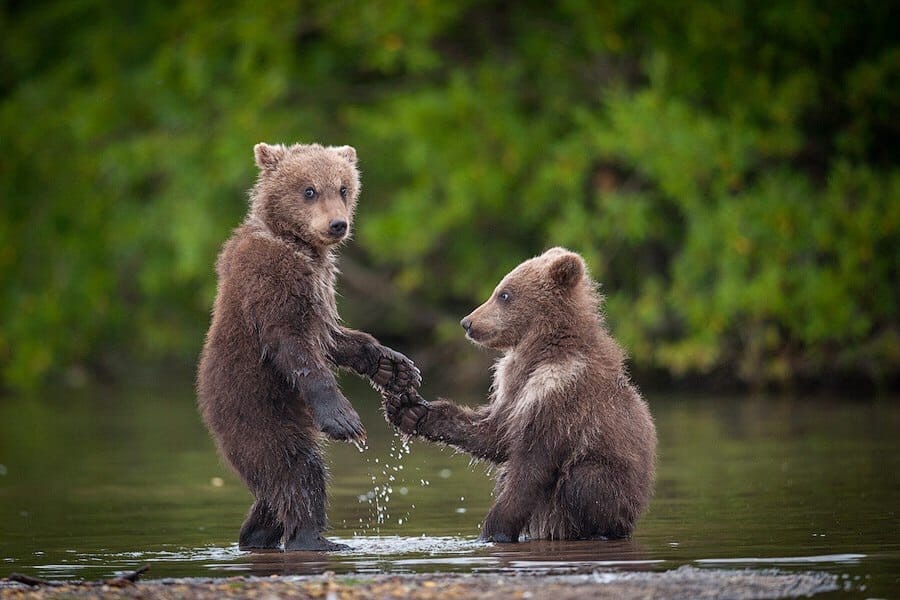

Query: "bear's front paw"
<box><xmin>311</xmin><ymin>394</ymin><xmax>366</xmax><ymax>443</ymax></box>
<box><xmin>371</xmin><ymin>346</ymin><xmax>422</xmax><ymax>394</ymax></box>
<box><xmin>383</xmin><ymin>389</ymin><xmax>429</xmax><ymax>435</ymax></box>
<box><xmin>319</xmin><ymin>412</ymin><xmax>366</xmax><ymax>443</ymax></box>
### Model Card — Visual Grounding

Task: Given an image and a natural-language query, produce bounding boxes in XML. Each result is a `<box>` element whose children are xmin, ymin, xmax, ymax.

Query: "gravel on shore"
<box><xmin>1</xmin><ymin>566</ymin><xmax>842</xmax><ymax>599</ymax></box>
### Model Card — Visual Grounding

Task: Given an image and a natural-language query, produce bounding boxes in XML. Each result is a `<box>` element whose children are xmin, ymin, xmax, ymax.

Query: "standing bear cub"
<box><xmin>198</xmin><ymin>142</ymin><xmax>420</xmax><ymax>551</ymax></box>
<box><xmin>385</xmin><ymin>248</ymin><xmax>656</xmax><ymax>541</ymax></box>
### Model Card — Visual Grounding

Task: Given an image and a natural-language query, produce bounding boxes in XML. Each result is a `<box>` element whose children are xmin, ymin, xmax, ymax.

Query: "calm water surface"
<box><xmin>0</xmin><ymin>377</ymin><xmax>897</xmax><ymax>597</ymax></box>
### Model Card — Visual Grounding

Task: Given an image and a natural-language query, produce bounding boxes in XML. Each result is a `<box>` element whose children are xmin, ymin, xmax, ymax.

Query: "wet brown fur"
<box><xmin>386</xmin><ymin>248</ymin><xmax>656</xmax><ymax>542</ymax></box>
<box><xmin>197</xmin><ymin>143</ymin><xmax>419</xmax><ymax>551</ymax></box>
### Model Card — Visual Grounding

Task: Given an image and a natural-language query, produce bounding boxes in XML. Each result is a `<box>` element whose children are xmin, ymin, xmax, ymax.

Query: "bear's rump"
<box><xmin>523</xmin><ymin>460</ymin><xmax>644</xmax><ymax>540</ymax></box>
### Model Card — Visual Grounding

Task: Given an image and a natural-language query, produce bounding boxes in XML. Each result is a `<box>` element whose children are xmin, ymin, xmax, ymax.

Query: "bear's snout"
<box><xmin>328</xmin><ymin>219</ymin><xmax>348</xmax><ymax>238</ymax></box>
<box><xmin>461</xmin><ymin>315</ymin><xmax>485</xmax><ymax>343</ymax></box>
<box><xmin>460</xmin><ymin>317</ymin><xmax>472</xmax><ymax>333</ymax></box>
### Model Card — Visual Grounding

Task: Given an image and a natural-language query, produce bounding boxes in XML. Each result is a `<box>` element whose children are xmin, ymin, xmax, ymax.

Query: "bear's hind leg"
<box><xmin>556</xmin><ymin>463</ymin><xmax>637</xmax><ymax>540</ymax></box>
<box><xmin>239</xmin><ymin>500</ymin><xmax>284</xmax><ymax>550</ymax></box>
<box><xmin>279</xmin><ymin>450</ymin><xmax>350</xmax><ymax>552</ymax></box>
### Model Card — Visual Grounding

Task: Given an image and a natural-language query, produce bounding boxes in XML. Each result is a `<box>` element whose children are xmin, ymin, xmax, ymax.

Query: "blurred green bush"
<box><xmin>1</xmin><ymin>1</ymin><xmax>898</xmax><ymax>391</ymax></box>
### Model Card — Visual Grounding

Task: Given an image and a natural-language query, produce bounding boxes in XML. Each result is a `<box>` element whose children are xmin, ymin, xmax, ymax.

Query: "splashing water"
<box><xmin>356</xmin><ymin>433</ymin><xmax>416</xmax><ymax>533</ymax></box>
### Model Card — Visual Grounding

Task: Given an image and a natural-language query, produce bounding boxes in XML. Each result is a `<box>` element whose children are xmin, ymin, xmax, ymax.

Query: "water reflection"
<box><xmin>694</xmin><ymin>554</ymin><xmax>867</xmax><ymax>566</ymax></box>
<box><xmin>31</xmin><ymin>537</ymin><xmax>869</xmax><ymax>580</ymax></box>
<box><xmin>55</xmin><ymin>537</ymin><xmax>659</xmax><ymax>578</ymax></box>
<box><xmin>485</xmin><ymin>538</ymin><xmax>659</xmax><ymax>573</ymax></box>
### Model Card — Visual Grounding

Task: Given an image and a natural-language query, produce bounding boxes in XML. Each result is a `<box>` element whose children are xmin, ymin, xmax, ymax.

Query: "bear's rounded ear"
<box><xmin>543</xmin><ymin>246</ymin><xmax>569</xmax><ymax>258</ymax></box>
<box><xmin>548</xmin><ymin>251</ymin><xmax>585</xmax><ymax>289</ymax></box>
<box><xmin>254</xmin><ymin>143</ymin><xmax>285</xmax><ymax>171</ymax></box>
<box><xmin>333</xmin><ymin>145</ymin><xmax>358</xmax><ymax>165</ymax></box>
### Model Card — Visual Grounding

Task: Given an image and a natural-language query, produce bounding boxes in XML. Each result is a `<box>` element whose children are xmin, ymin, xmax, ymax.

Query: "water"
<box><xmin>0</xmin><ymin>377</ymin><xmax>897</xmax><ymax>597</ymax></box>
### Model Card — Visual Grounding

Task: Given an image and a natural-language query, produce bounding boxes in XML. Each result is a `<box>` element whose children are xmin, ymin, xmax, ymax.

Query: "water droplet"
<box><xmin>357</xmin><ymin>436</ymin><xmax>420</xmax><ymax>530</ymax></box>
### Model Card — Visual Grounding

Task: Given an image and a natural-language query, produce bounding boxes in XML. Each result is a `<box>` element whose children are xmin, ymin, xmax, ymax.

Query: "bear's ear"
<box><xmin>332</xmin><ymin>145</ymin><xmax>358</xmax><ymax>165</ymax></box>
<box><xmin>548</xmin><ymin>252</ymin><xmax>585</xmax><ymax>289</ymax></box>
<box><xmin>543</xmin><ymin>246</ymin><xmax>569</xmax><ymax>258</ymax></box>
<box><xmin>254</xmin><ymin>143</ymin><xmax>286</xmax><ymax>171</ymax></box>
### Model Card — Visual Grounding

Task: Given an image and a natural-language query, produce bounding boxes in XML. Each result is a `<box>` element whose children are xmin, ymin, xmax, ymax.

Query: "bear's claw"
<box><xmin>319</xmin><ymin>411</ymin><xmax>366</xmax><ymax>443</ymax></box>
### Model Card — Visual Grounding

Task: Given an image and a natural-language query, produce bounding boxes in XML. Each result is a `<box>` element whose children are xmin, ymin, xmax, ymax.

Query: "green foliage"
<box><xmin>1</xmin><ymin>0</ymin><xmax>898</xmax><ymax>390</ymax></box>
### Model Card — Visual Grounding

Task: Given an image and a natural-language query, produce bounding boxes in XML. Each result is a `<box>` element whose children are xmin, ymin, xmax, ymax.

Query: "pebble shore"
<box><xmin>1</xmin><ymin>566</ymin><xmax>841</xmax><ymax>599</ymax></box>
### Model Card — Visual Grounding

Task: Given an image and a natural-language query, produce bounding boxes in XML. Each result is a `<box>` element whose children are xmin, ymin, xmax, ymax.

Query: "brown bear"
<box><xmin>384</xmin><ymin>247</ymin><xmax>656</xmax><ymax>542</ymax></box>
<box><xmin>197</xmin><ymin>142</ymin><xmax>420</xmax><ymax>552</ymax></box>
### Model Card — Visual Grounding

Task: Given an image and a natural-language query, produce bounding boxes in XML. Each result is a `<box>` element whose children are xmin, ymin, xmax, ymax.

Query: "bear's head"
<box><xmin>250</xmin><ymin>142</ymin><xmax>361</xmax><ymax>248</ymax></box>
<box><xmin>460</xmin><ymin>247</ymin><xmax>595</xmax><ymax>351</ymax></box>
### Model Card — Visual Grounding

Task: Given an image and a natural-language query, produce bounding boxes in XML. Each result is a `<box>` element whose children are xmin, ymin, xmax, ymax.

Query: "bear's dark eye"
<box><xmin>304</xmin><ymin>187</ymin><xmax>316</xmax><ymax>199</ymax></box>
<box><xmin>498</xmin><ymin>291</ymin><xmax>511</xmax><ymax>303</ymax></box>
<box><xmin>340</xmin><ymin>186</ymin><xmax>348</xmax><ymax>198</ymax></box>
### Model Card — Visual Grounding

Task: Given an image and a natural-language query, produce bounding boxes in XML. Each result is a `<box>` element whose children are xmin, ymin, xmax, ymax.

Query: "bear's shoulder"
<box><xmin>218</xmin><ymin>223</ymin><xmax>318</xmax><ymax>283</ymax></box>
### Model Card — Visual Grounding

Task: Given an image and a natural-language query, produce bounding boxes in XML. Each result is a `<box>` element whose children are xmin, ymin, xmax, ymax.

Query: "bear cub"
<box><xmin>198</xmin><ymin>142</ymin><xmax>420</xmax><ymax>551</ymax></box>
<box><xmin>385</xmin><ymin>248</ymin><xmax>656</xmax><ymax>542</ymax></box>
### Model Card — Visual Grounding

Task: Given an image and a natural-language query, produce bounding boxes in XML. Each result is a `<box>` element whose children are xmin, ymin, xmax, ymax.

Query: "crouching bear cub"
<box><xmin>198</xmin><ymin>142</ymin><xmax>420</xmax><ymax>552</ymax></box>
<box><xmin>385</xmin><ymin>248</ymin><xmax>656</xmax><ymax>542</ymax></box>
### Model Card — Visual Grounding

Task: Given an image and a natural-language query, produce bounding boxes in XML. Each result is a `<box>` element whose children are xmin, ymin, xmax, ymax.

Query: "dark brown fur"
<box><xmin>385</xmin><ymin>248</ymin><xmax>656</xmax><ymax>542</ymax></box>
<box><xmin>197</xmin><ymin>143</ymin><xmax>419</xmax><ymax>552</ymax></box>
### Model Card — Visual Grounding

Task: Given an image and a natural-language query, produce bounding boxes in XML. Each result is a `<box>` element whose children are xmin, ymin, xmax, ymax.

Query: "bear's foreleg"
<box><xmin>384</xmin><ymin>390</ymin><xmax>508</xmax><ymax>464</ymax></box>
<box><xmin>330</xmin><ymin>326</ymin><xmax>421</xmax><ymax>393</ymax></box>
<box><xmin>298</xmin><ymin>371</ymin><xmax>367</xmax><ymax>443</ymax></box>
<box><xmin>262</xmin><ymin>324</ymin><xmax>366</xmax><ymax>442</ymax></box>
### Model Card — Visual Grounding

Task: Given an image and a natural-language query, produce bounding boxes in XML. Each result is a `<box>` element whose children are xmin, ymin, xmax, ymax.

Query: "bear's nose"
<box><xmin>329</xmin><ymin>219</ymin><xmax>348</xmax><ymax>237</ymax></box>
<box><xmin>460</xmin><ymin>317</ymin><xmax>472</xmax><ymax>332</ymax></box>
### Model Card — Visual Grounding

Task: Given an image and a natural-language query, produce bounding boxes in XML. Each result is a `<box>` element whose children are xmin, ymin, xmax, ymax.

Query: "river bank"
<box><xmin>1</xmin><ymin>567</ymin><xmax>844</xmax><ymax>599</ymax></box>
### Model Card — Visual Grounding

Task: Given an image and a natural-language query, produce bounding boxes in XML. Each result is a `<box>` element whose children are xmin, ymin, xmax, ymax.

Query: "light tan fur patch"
<box><xmin>509</xmin><ymin>357</ymin><xmax>586</xmax><ymax>423</ymax></box>
<box><xmin>490</xmin><ymin>351</ymin><xmax>518</xmax><ymax>408</ymax></box>
<box><xmin>492</xmin><ymin>353</ymin><xmax>586</xmax><ymax>441</ymax></box>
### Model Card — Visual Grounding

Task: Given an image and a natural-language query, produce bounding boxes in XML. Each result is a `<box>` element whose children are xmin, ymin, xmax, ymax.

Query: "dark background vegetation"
<box><xmin>2</xmin><ymin>0</ymin><xmax>898</xmax><ymax>393</ymax></box>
